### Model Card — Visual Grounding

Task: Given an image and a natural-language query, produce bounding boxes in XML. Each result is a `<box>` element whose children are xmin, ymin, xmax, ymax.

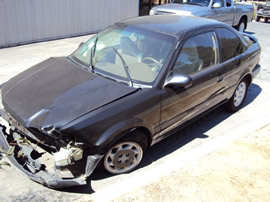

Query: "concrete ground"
<box><xmin>0</xmin><ymin>21</ymin><xmax>270</xmax><ymax>201</ymax></box>
<box><xmin>117</xmin><ymin>124</ymin><xmax>270</xmax><ymax>202</ymax></box>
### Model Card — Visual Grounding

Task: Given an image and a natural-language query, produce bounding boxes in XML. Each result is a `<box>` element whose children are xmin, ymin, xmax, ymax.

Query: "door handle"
<box><xmin>217</xmin><ymin>74</ymin><xmax>223</xmax><ymax>82</ymax></box>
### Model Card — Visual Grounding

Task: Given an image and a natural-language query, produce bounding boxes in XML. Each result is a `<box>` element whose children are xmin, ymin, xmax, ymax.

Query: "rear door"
<box><xmin>215</xmin><ymin>28</ymin><xmax>246</xmax><ymax>95</ymax></box>
<box><xmin>159</xmin><ymin>31</ymin><xmax>227</xmax><ymax>137</ymax></box>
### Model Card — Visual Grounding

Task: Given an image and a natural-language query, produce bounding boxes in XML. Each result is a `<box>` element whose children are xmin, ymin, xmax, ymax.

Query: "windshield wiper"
<box><xmin>89</xmin><ymin>36</ymin><xmax>98</xmax><ymax>73</ymax></box>
<box><xmin>112</xmin><ymin>48</ymin><xmax>134</xmax><ymax>87</ymax></box>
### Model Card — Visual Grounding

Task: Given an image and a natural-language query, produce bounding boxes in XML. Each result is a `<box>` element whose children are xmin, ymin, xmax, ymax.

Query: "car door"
<box><xmin>224</xmin><ymin>0</ymin><xmax>235</xmax><ymax>25</ymax></box>
<box><xmin>159</xmin><ymin>31</ymin><xmax>227</xmax><ymax>137</ymax></box>
<box><xmin>215</xmin><ymin>28</ymin><xmax>246</xmax><ymax>94</ymax></box>
<box><xmin>209</xmin><ymin>0</ymin><xmax>228</xmax><ymax>23</ymax></box>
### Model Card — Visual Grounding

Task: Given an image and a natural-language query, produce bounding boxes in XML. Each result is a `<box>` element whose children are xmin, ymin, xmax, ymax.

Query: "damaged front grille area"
<box><xmin>0</xmin><ymin>109</ymin><xmax>103</xmax><ymax>188</ymax></box>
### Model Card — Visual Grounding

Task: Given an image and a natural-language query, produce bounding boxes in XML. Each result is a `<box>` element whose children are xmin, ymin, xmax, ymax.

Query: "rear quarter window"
<box><xmin>216</xmin><ymin>28</ymin><xmax>245</xmax><ymax>62</ymax></box>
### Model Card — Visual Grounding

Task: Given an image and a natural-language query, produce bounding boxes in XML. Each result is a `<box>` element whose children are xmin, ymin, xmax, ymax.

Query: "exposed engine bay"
<box><xmin>0</xmin><ymin>110</ymin><xmax>102</xmax><ymax>188</ymax></box>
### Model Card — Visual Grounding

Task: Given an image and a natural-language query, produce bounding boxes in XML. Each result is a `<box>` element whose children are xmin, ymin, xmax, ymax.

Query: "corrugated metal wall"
<box><xmin>0</xmin><ymin>0</ymin><xmax>139</xmax><ymax>48</ymax></box>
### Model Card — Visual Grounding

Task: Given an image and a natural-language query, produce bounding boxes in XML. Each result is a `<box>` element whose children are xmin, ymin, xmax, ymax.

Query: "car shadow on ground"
<box><xmin>59</xmin><ymin>83</ymin><xmax>262</xmax><ymax>194</ymax></box>
<box><xmin>56</xmin><ymin>178</ymin><xmax>95</xmax><ymax>194</ymax></box>
<box><xmin>245</xmin><ymin>31</ymin><xmax>255</xmax><ymax>35</ymax></box>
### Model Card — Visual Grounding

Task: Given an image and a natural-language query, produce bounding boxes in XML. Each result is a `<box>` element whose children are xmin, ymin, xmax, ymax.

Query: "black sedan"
<box><xmin>0</xmin><ymin>15</ymin><xmax>261</xmax><ymax>188</ymax></box>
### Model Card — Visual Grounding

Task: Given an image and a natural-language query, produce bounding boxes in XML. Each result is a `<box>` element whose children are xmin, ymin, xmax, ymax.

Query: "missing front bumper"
<box><xmin>0</xmin><ymin>124</ymin><xmax>103</xmax><ymax>188</ymax></box>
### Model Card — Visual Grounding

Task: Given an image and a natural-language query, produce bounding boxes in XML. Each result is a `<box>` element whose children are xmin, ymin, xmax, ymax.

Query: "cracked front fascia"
<box><xmin>0</xmin><ymin>122</ymin><xmax>103</xmax><ymax>188</ymax></box>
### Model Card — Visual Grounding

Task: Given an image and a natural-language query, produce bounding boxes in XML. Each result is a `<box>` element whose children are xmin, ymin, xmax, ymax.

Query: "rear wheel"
<box><xmin>226</xmin><ymin>78</ymin><xmax>248</xmax><ymax>112</ymax></box>
<box><xmin>103</xmin><ymin>131</ymin><xmax>148</xmax><ymax>174</ymax></box>
<box><xmin>256</xmin><ymin>16</ymin><xmax>261</xmax><ymax>22</ymax></box>
<box><xmin>264</xmin><ymin>18</ymin><xmax>269</xmax><ymax>23</ymax></box>
<box><xmin>236</xmin><ymin>18</ymin><xmax>246</xmax><ymax>32</ymax></box>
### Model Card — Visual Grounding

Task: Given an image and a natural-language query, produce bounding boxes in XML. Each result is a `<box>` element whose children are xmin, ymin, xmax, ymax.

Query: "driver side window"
<box><xmin>213</xmin><ymin>0</ymin><xmax>224</xmax><ymax>7</ymax></box>
<box><xmin>172</xmin><ymin>32</ymin><xmax>219</xmax><ymax>75</ymax></box>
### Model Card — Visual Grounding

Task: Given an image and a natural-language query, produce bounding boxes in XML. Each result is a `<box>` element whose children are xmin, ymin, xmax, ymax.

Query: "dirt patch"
<box><xmin>116</xmin><ymin>124</ymin><xmax>270</xmax><ymax>202</ymax></box>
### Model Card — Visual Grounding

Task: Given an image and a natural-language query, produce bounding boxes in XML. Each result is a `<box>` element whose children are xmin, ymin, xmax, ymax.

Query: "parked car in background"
<box><xmin>0</xmin><ymin>15</ymin><xmax>260</xmax><ymax>188</ymax></box>
<box><xmin>149</xmin><ymin>0</ymin><xmax>254</xmax><ymax>32</ymax></box>
<box><xmin>256</xmin><ymin>0</ymin><xmax>270</xmax><ymax>22</ymax></box>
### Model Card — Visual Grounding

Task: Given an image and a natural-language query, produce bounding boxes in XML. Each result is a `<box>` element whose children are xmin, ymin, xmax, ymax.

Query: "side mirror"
<box><xmin>212</xmin><ymin>2</ymin><xmax>222</xmax><ymax>8</ymax></box>
<box><xmin>78</xmin><ymin>42</ymin><xmax>85</xmax><ymax>48</ymax></box>
<box><xmin>164</xmin><ymin>73</ymin><xmax>192</xmax><ymax>88</ymax></box>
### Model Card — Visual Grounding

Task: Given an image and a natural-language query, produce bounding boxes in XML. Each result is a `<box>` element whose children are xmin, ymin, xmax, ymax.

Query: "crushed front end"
<box><xmin>0</xmin><ymin>106</ymin><xmax>103</xmax><ymax>188</ymax></box>
<box><xmin>0</xmin><ymin>56</ymin><xmax>138</xmax><ymax>188</ymax></box>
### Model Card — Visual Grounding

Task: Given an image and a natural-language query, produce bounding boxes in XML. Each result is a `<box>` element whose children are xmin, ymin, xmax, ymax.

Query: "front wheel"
<box><xmin>226</xmin><ymin>79</ymin><xmax>248</xmax><ymax>112</ymax></box>
<box><xmin>103</xmin><ymin>133</ymin><xmax>147</xmax><ymax>174</ymax></box>
<box><xmin>256</xmin><ymin>16</ymin><xmax>261</xmax><ymax>22</ymax></box>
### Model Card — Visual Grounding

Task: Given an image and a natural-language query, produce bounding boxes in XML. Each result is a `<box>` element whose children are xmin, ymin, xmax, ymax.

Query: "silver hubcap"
<box><xmin>104</xmin><ymin>141</ymin><xmax>143</xmax><ymax>174</ymax></box>
<box><xmin>234</xmin><ymin>81</ymin><xmax>246</xmax><ymax>107</ymax></box>
<box><xmin>239</xmin><ymin>22</ymin><xmax>245</xmax><ymax>32</ymax></box>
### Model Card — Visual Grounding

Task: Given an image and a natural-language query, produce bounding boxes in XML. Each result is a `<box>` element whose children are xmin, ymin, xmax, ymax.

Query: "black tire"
<box><xmin>256</xmin><ymin>16</ymin><xmax>261</xmax><ymax>22</ymax></box>
<box><xmin>226</xmin><ymin>78</ymin><xmax>248</xmax><ymax>112</ymax></box>
<box><xmin>236</xmin><ymin>18</ymin><xmax>247</xmax><ymax>32</ymax></box>
<box><xmin>103</xmin><ymin>131</ymin><xmax>148</xmax><ymax>175</ymax></box>
<box><xmin>264</xmin><ymin>18</ymin><xmax>269</xmax><ymax>23</ymax></box>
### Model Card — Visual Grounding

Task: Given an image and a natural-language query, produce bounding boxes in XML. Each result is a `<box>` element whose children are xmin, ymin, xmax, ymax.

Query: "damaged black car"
<box><xmin>0</xmin><ymin>15</ymin><xmax>261</xmax><ymax>188</ymax></box>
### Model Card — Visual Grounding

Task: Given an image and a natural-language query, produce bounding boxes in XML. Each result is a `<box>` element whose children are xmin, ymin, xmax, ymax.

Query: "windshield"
<box><xmin>71</xmin><ymin>24</ymin><xmax>175</xmax><ymax>85</ymax></box>
<box><xmin>172</xmin><ymin>0</ymin><xmax>210</xmax><ymax>6</ymax></box>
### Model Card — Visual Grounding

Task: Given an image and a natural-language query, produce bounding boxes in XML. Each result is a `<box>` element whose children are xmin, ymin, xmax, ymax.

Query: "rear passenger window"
<box><xmin>226</xmin><ymin>0</ymin><xmax>232</xmax><ymax>7</ymax></box>
<box><xmin>173</xmin><ymin>32</ymin><xmax>218</xmax><ymax>75</ymax></box>
<box><xmin>216</xmin><ymin>28</ymin><xmax>244</xmax><ymax>62</ymax></box>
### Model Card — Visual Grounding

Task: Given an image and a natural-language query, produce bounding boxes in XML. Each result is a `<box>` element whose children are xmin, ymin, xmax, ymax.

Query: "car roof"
<box><xmin>120</xmin><ymin>15</ymin><xmax>227</xmax><ymax>38</ymax></box>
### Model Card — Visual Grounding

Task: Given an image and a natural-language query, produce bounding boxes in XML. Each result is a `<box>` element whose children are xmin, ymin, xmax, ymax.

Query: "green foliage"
<box><xmin>0</xmin><ymin>130</ymin><xmax>34</xmax><ymax>169</ymax></box>
<box><xmin>0</xmin><ymin>148</ymin><xmax>6</xmax><ymax>155</ymax></box>
<box><xmin>7</xmin><ymin>146</ymin><xmax>15</xmax><ymax>156</ymax></box>
<box><xmin>18</xmin><ymin>138</ymin><xmax>32</xmax><ymax>146</ymax></box>
<box><xmin>0</xmin><ymin>161</ymin><xmax>10</xmax><ymax>167</ymax></box>
<box><xmin>0</xmin><ymin>136</ymin><xmax>32</xmax><ymax>168</ymax></box>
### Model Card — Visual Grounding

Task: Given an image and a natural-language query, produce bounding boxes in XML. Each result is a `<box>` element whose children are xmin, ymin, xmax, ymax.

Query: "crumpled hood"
<box><xmin>152</xmin><ymin>3</ymin><xmax>207</xmax><ymax>15</ymax></box>
<box><xmin>1</xmin><ymin>57</ymin><xmax>136</xmax><ymax>129</ymax></box>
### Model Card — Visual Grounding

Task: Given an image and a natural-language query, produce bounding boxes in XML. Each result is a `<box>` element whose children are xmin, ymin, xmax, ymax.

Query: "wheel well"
<box><xmin>105</xmin><ymin>127</ymin><xmax>153</xmax><ymax>152</ymax></box>
<box><xmin>243</xmin><ymin>74</ymin><xmax>252</xmax><ymax>87</ymax></box>
<box><xmin>131</xmin><ymin>127</ymin><xmax>152</xmax><ymax>149</ymax></box>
